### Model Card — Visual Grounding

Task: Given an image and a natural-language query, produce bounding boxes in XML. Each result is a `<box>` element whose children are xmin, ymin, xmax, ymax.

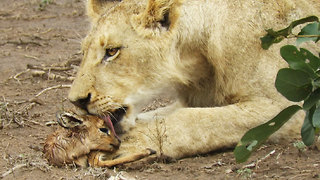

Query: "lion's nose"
<box><xmin>70</xmin><ymin>93</ymin><xmax>91</xmax><ymax>111</ymax></box>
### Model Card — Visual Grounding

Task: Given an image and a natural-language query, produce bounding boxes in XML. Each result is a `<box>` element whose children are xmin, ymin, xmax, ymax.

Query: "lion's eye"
<box><xmin>103</xmin><ymin>48</ymin><xmax>120</xmax><ymax>62</ymax></box>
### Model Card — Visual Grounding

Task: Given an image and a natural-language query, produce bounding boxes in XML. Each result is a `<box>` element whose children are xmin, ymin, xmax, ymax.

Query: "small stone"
<box><xmin>225</xmin><ymin>169</ymin><xmax>233</xmax><ymax>174</ymax></box>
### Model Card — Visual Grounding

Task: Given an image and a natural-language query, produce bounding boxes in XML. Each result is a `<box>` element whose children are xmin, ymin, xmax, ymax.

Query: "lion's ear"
<box><xmin>132</xmin><ymin>0</ymin><xmax>181</xmax><ymax>36</ymax></box>
<box><xmin>87</xmin><ymin>0</ymin><xmax>121</xmax><ymax>22</ymax></box>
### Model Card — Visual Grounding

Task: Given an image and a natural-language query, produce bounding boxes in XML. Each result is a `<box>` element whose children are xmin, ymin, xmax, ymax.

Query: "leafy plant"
<box><xmin>39</xmin><ymin>0</ymin><xmax>53</xmax><ymax>11</ymax></box>
<box><xmin>293</xmin><ymin>140</ymin><xmax>307</xmax><ymax>152</ymax></box>
<box><xmin>260</xmin><ymin>16</ymin><xmax>319</xmax><ymax>50</ymax></box>
<box><xmin>237</xmin><ymin>168</ymin><xmax>253</xmax><ymax>179</ymax></box>
<box><xmin>234</xmin><ymin>16</ymin><xmax>320</xmax><ymax>163</ymax></box>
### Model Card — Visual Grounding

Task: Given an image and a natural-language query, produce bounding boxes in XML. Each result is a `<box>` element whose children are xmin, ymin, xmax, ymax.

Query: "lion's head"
<box><xmin>68</xmin><ymin>0</ymin><xmax>214</xmax><ymax>127</ymax></box>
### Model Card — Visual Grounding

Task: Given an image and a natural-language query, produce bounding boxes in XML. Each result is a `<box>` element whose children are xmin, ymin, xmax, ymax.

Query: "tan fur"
<box><xmin>86</xmin><ymin>0</ymin><xmax>121</xmax><ymax>22</ymax></box>
<box><xmin>69</xmin><ymin>0</ymin><xmax>320</xmax><ymax>159</ymax></box>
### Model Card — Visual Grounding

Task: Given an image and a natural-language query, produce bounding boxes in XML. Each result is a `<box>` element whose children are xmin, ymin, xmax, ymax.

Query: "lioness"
<box><xmin>68</xmin><ymin>0</ymin><xmax>320</xmax><ymax>159</ymax></box>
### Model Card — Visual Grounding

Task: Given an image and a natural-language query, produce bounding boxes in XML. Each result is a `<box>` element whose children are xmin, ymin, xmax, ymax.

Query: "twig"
<box><xmin>29</xmin><ymin>70</ymin><xmax>75</xmax><ymax>81</ymax></box>
<box><xmin>28</xmin><ymin>120</ymin><xmax>44</xmax><ymax>127</ymax></box>
<box><xmin>72</xmin><ymin>30</ymin><xmax>83</xmax><ymax>40</ymax></box>
<box><xmin>24</xmin><ymin>55</ymin><xmax>40</xmax><ymax>61</ymax></box>
<box><xmin>34</xmin><ymin>84</ymin><xmax>71</xmax><ymax>99</ymax></box>
<box><xmin>27</xmin><ymin>64</ymin><xmax>72</xmax><ymax>71</ymax></box>
<box><xmin>0</xmin><ymin>38</ymin><xmax>43</xmax><ymax>47</ymax></box>
<box><xmin>2</xmin><ymin>143</ymin><xmax>10</xmax><ymax>163</ymax></box>
<box><xmin>64</xmin><ymin>59</ymin><xmax>80</xmax><ymax>66</ymax></box>
<box><xmin>289</xmin><ymin>173</ymin><xmax>312</xmax><ymax>180</ymax></box>
<box><xmin>46</xmin><ymin>73</ymin><xmax>75</xmax><ymax>81</ymax></box>
<box><xmin>39</xmin><ymin>28</ymin><xmax>52</xmax><ymax>34</ymax></box>
<box><xmin>12</xmin><ymin>69</ymin><xmax>30</xmax><ymax>82</ymax></box>
<box><xmin>143</xmin><ymin>116</ymin><xmax>167</xmax><ymax>156</ymax></box>
<box><xmin>281</xmin><ymin>166</ymin><xmax>294</xmax><ymax>170</ymax></box>
<box><xmin>242</xmin><ymin>150</ymin><xmax>276</xmax><ymax>169</ymax></box>
<box><xmin>45</xmin><ymin>121</ymin><xmax>58</xmax><ymax>126</ymax></box>
<box><xmin>258</xmin><ymin>149</ymin><xmax>276</xmax><ymax>162</ymax></box>
<box><xmin>295</xmin><ymin>34</ymin><xmax>320</xmax><ymax>38</ymax></box>
<box><xmin>1</xmin><ymin>163</ymin><xmax>27</xmax><ymax>178</ymax></box>
<box><xmin>13</xmin><ymin>85</ymin><xmax>71</xmax><ymax>105</ymax></box>
<box><xmin>287</xmin><ymin>34</ymin><xmax>320</xmax><ymax>39</ymax></box>
<box><xmin>276</xmin><ymin>151</ymin><xmax>283</xmax><ymax>160</ymax></box>
<box><xmin>1</xmin><ymin>162</ymin><xmax>48</xmax><ymax>178</ymax></box>
<box><xmin>3</xmin><ymin>119</ymin><xmax>13</xmax><ymax>129</ymax></box>
<box><xmin>12</xmin><ymin>114</ymin><xmax>23</xmax><ymax>127</ymax></box>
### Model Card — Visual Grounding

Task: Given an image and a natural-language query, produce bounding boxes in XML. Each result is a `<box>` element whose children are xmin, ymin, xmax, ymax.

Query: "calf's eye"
<box><xmin>99</xmin><ymin>128</ymin><xmax>110</xmax><ymax>135</ymax></box>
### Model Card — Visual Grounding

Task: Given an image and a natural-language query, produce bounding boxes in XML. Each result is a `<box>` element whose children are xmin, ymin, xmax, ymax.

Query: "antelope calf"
<box><xmin>43</xmin><ymin>112</ymin><xmax>155</xmax><ymax>167</ymax></box>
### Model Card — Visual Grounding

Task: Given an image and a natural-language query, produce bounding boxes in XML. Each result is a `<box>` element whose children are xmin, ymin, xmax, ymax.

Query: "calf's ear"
<box><xmin>56</xmin><ymin>111</ymin><xmax>84</xmax><ymax>129</ymax></box>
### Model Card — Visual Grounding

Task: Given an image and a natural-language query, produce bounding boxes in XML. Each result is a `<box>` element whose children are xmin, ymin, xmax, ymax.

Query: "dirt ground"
<box><xmin>0</xmin><ymin>0</ymin><xmax>319</xmax><ymax>179</ymax></box>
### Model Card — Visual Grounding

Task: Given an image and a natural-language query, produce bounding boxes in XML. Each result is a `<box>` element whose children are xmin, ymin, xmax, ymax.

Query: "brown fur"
<box><xmin>43</xmin><ymin>114</ymin><xmax>120</xmax><ymax>167</ymax></box>
<box><xmin>43</xmin><ymin>112</ymin><xmax>155</xmax><ymax>167</ymax></box>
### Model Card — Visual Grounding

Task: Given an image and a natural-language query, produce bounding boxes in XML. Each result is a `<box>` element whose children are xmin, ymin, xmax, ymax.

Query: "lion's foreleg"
<box><xmin>136</xmin><ymin>101</ymin><xmax>183</xmax><ymax>121</ymax></box>
<box><xmin>145</xmin><ymin>98</ymin><xmax>303</xmax><ymax>159</ymax></box>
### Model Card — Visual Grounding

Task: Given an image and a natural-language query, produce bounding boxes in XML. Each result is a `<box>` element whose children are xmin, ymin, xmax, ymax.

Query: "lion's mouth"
<box><xmin>98</xmin><ymin>106</ymin><xmax>128</xmax><ymax>137</ymax></box>
<box><xmin>102</xmin><ymin>106</ymin><xmax>128</xmax><ymax>134</ymax></box>
<box><xmin>109</xmin><ymin>106</ymin><xmax>128</xmax><ymax>125</ymax></box>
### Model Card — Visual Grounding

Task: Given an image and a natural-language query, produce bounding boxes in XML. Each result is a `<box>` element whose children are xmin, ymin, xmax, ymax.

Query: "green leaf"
<box><xmin>261</xmin><ymin>16</ymin><xmax>319</xmax><ymax>50</ymax></box>
<box><xmin>313</xmin><ymin>79</ymin><xmax>320</xmax><ymax>88</ymax></box>
<box><xmin>297</xmin><ymin>22</ymin><xmax>320</xmax><ymax>45</ymax></box>
<box><xmin>280</xmin><ymin>45</ymin><xmax>317</xmax><ymax>78</ymax></box>
<box><xmin>303</xmin><ymin>88</ymin><xmax>320</xmax><ymax>110</ymax></box>
<box><xmin>312</xmin><ymin>106</ymin><xmax>320</xmax><ymax>128</ymax></box>
<box><xmin>275</xmin><ymin>68</ymin><xmax>313</xmax><ymax>102</ymax></box>
<box><xmin>260</xmin><ymin>31</ymin><xmax>285</xmax><ymax>50</ymax></box>
<box><xmin>234</xmin><ymin>105</ymin><xmax>302</xmax><ymax>163</ymax></box>
<box><xmin>301</xmin><ymin>106</ymin><xmax>315</xmax><ymax>146</ymax></box>
<box><xmin>300</xmin><ymin>48</ymin><xmax>320</xmax><ymax>71</ymax></box>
